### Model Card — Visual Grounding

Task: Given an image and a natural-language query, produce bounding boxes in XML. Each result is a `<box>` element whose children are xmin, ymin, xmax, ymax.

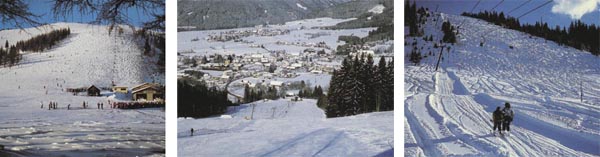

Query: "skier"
<box><xmin>68</xmin><ymin>104</ymin><xmax>70</xmax><ymax>110</ymax></box>
<box><xmin>41</xmin><ymin>102</ymin><xmax>43</xmax><ymax>109</ymax></box>
<box><xmin>492</xmin><ymin>106</ymin><xmax>504</xmax><ymax>135</ymax></box>
<box><xmin>101</xmin><ymin>103</ymin><xmax>104</xmax><ymax>109</ymax></box>
<box><xmin>190</xmin><ymin>128</ymin><xmax>194</xmax><ymax>136</ymax></box>
<box><xmin>502</xmin><ymin>102</ymin><xmax>514</xmax><ymax>134</ymax></box>
<box><xmin>97</xmin><ymin>103</ymin><xmax>100</xmax><ymax>109</ymax></box>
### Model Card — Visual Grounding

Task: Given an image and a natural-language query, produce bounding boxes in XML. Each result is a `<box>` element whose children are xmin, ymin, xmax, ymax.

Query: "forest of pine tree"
<box><xmin>323</xmin><ymin>54</ymin><xmax>394</xmax><ymax>118</ymax></box>
<box><xmin>243</xmin><ymin>84</ymin><xmax>282</xmax><ymax>103</ymax></box>
<box><xmin>409</xmin><ymin>42</ymin><xmax>423</xmax><ymax>65</ymax></box>
<box><xmin>178</xmin><ymin>80</ymin><xmax>232</xmax><ymax>118</ymax></box>
<box><xmin>405</xmin><ymin>0</ymin><xmax>428</xmax><ymax>37</ymax></box>
<box><xmin>462</xmin><ymin>11</ymin><xmax>600</xmax><ymax>56</ymax></box>
<box><xmin>15</xmin><ymin>28</ymin><xmax>71</xmax><ymax>52</ymax></box>
<box><xmin>0</xmin><ymin>28</ymin><xmax>71</xmax><ymax>67</ymax></box>
<box><xmin>441</xmin><ymin>21</ymin><xmax>457</xmax><ymax>43</ymax></box>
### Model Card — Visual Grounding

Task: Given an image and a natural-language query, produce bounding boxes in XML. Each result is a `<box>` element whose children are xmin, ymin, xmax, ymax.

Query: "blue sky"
<box><xmin>2</xmin><ymin>0</ymin><xmax>163</xmax><ymax>29</ymax></box>
<box><xmin>414</xmin><ymin>0</ymin><xmax>600</xmax><ymax>28</ymax></box>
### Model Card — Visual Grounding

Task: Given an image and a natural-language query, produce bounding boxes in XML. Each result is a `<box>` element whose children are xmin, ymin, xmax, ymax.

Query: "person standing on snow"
<box><xmin>502</xmin><ymin>102</ymin><xmax>514</xmax><ymax>132</ymax></box>
<box><xmin>190</xmin><ymin>128</ymin><xmax>194</xmax><ymax>136</ymax></box>
<box><xmin>492</xmin><ymin>106</ymin><xmax>504</xmax><ymax>134</ymax></box>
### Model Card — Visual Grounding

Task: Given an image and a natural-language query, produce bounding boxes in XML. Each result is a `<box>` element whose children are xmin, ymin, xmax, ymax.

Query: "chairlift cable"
<box><xmin>507</xmin><ymin>0</ymin><xmax>531</xmax><ymax>15</ymax></box>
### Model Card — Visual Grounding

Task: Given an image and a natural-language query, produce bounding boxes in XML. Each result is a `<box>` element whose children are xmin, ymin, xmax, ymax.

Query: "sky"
<box><xmin>413</xmin><ymin>0</ymin><xmax>600</xmax><ymax>28</ymax></box>
<box><xmin>1</xmin><ymin>0</ymin><xmax>164</xmax><ymax>29</ymax></box>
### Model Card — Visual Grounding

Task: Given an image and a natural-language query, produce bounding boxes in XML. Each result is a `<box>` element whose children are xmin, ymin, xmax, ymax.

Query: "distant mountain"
<box><xmin>177</xmin><ymin>0</ymin><xmax>382</xmax><ymax>31</ymax></box>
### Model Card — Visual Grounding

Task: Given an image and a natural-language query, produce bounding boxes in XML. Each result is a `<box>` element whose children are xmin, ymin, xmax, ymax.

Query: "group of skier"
<box><xmin>43</xmin><ymin>101</ymin><xmax>59</xmax><ymax>110</ymax></box>
<box><xmin>492</xmin><ymin>102</ymin><xmax>514</xmax><ymax>135</ymax></box>
<box><xmin>41</xmin><ymin>101</ymin><xmax>107</xmax><ymax>110</ymax></box>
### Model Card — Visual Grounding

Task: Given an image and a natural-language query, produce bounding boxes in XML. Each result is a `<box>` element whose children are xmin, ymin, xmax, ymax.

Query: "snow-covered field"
<box><xmin>405</xmin><ymin>13</ymin><xmax>600</xmax><ymax>156</ymax></box>
<box><xmin>178</xmin><ymin>98</ymin><xmax>393</xmax><ymax>157</ymax></box>
<box><xmin>0</xmin><ymin>23</ymin><xmax>164</xmax><ymax>156</ymax></box>
<box><xmin>178</xmin><ymin>18</ymin><xmax>375</xmax><ymax>56</ymax></box>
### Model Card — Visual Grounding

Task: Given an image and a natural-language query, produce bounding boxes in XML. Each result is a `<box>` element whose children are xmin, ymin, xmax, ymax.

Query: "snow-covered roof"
<box><xmin>270</xmin><ymin>81</ymin><xmax>283</xmax><ymax>86</ymax></box>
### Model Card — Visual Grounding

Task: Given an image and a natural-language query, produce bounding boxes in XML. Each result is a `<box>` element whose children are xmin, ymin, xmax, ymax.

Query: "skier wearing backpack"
<box><xmin>502</xmin><ymin>102</ymin><xmax>514</xmax><ymax>133</ymax></box>
<box><xmin>492</xmin><ymin>106</ymin><xmax>504</xmax><ymax>134</ymax></box>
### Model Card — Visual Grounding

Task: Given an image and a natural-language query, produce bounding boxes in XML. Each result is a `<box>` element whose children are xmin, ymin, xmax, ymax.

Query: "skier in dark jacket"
<box><xmin>502</xmin><ymin>102</ymin><xmax>514</xmax><ymax>132</ymax></box>
<box><xmin>492</xmin><ymin>107</ymin><xmax>504</xmax><ymax>134</ymax></box>
<box><xmin>190</xmin><ymin>128</ymin><xmax>194</xmax><ymax>136</ymax></box>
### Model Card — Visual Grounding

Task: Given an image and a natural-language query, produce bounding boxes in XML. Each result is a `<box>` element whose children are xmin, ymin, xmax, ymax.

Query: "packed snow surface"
<box><xmin>404</xmin><ymin>11</ymin><xmax>600</xmax><ymax>156</ymax></box>
<box><xmin>178</xmin><ymin>98</ymin><xmax>393</xmax><ymax>157</ymax></box>
<box><xmin>368</xmin><ymin>4</ymin><xmax>385</xmax><ymax>14</ymax></box>
<box><xmin>404</xmin><ymin>13</ymin><xmax>600</xmax><ymax>156</ymax></box>
<box><xmin>0</xmin><ymin>23</ymin><xmax>164</xmax><ymax>156</ymax></box>
<box><xmin>296</xmin><ymin>3</ymin><xmax>308</xmax><ymax>10</ymax></box>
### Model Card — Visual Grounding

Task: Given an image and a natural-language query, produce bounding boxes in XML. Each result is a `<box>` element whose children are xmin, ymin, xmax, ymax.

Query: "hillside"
<box><xmin>0</xmin><ymin>23</ymin><xmax>165</xmax><ymax>156</ymax></box>
<box><xmin>404</xmin><ymin>12</ymin><xmax>600</xmax><ymax>156</ymax></box>
<box><xmin>177</xmin><ymin>0</ymin><xmax>385</xmax><ymax>30</ymax></box>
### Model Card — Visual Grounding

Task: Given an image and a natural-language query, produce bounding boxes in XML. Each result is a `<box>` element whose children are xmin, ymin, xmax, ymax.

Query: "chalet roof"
<box><xmin>131</xmin><ymin>83</ymin><xmax>163</xmax><ymax>94</ymax></box>
<box><xmin>88</xmin><ymin>85</ymin><xmax>100</xmax><ymax>91</ymax></box>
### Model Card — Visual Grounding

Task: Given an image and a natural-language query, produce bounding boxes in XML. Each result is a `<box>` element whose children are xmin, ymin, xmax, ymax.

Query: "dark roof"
<box><xmin>88</xmin><ymin>85</ymin><xmax>100</xmax><ymax>91</ymax></box>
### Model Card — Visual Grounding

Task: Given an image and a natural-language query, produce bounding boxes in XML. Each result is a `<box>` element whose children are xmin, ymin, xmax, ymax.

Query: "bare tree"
<box><xmin>2</xmin><ymin>0</ymin><xmax>164</xmax><ymax>31</ymax></box>
<box><xmin>53</xmin><ymin>0</ymin><xmax>164</xmax><ymax>32</ymax></box>
<box><xmin>0</xmin><ymin>0</ymin><xmax>43</xmax><ymax>29</ymax></box>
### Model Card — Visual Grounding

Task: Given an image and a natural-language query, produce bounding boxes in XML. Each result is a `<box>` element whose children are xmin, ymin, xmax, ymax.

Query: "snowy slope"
<box><xmin>405</xmin><ymin>13</ymin><xmax>600</xmax><ymax>156</ymax></box>
<box><xmin>0</xmin><ymin>23</ymin><xmax>164</xmax><ymax>156</ymax></box>
<box><xmin>178</xmin><ymin>98</ymin><xmax>393</xmax><ymax>157</ymax></box>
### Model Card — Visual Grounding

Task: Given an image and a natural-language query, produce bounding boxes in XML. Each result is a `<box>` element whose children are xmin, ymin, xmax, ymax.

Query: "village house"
<box><xmin>88</xmin><ymin>85</ymin><xmax>101</xmax><ymax>96</ymax></box>
<box><xmin>112</xmin><ymin>86</ymin><xmax>128</xmax><ymax>94</ymax></box>
<box><xmin>131</xmin><ymin>83</ymin><xmax>164</xmax><ymax>102</ymax></box>
<box><xmin>350</xmin><ymin>49</ymin><xmax>375</xmax><ymax>58</ymax></box>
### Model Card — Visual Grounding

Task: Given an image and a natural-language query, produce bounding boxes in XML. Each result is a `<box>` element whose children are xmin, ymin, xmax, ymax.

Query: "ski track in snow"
<box><xmin>405</xmin><ymin>13</ymin><xmax>599</xmax><ymax>157</ymax></box>
<box><xmin>178</xmin><ymin>99</ymin><xmax>393</xmax><ymax>157</ymax></box>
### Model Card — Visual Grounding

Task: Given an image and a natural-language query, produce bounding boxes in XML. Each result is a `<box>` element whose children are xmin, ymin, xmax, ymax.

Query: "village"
<box><xmin>178</xmin><ymin>43</ymin><xmax>382</xmax><ymax>105</ymax></box>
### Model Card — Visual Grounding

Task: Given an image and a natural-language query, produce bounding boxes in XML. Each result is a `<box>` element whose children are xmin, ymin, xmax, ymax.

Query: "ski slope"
<box><xmin>178</xmin><ymin>98</ymin><xmax>393</xmax><ymax>157</ymax></box>
<box><xmin>0</xmin><ymin>23</ymin><xmax>165</xmax><ymax>156</ymax></box>
<box><xmin>405</xmin><ymin>13</ymin><xmax>600</xmax><ymax>156</ymax></box>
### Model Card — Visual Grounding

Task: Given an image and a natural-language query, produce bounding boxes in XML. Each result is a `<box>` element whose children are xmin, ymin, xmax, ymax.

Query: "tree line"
<box><xmin>243</xmin><ymin>80</ymin><xmax>324</xmax><ymax>103</ymax></box>
<box><xmin>405</xmin><ymin>0</ymin><xmax>428</xmax><ymax>37</ymax></box>
<box><xmin>0</xmin><ymin>43</ymin><xmax>20</xmax><ymax>66</ymax></box>
<box><xmin>0</xmin><ymin>28</ymin><xmax>71</xmax><ymax>67</ymax></box>
<box><xmin>178</xmin><ymin>79</ymin><xmax>232</xmax><ymax>118</ymax></box>
<box><xmin>462</xmin><ymin>11</ymin><xmax>599</xmax><ymax>56</ymax></box>
<box><xmin>323</xmin><ymin>54</ymin><xmax>394</xmax><ymax>118</ymax></box>
<box><xmin>243</xmin><ymin>85</ymin><xmax>283</xmax><ymax>103</ymax></box>
<box><xmin>15</xmin><ymin>28</ymin><xmax>71</xmax><ymax>52</ymax></box>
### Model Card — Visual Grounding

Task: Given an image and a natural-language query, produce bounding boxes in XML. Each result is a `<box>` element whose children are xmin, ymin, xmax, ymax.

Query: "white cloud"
<box><xmin>551</xmin><ymin>0</ymin><xmax>600</xmax><ymax>19</ymax></box>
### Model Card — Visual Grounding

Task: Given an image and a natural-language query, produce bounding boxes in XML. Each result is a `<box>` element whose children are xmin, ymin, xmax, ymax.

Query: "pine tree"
<box><xmin>374</xmin><ymin>57</ymin><xmax>386</xmax><ymax>111</ymax></box>
<box><xmin>144</xmin><ymin>38</ymin><xmax>151</xmax><ymax>54</ymax></box>
<box><xmin>384</xmin><ymin>59</ymin><xmax>394</xmax><ymax>111</ymax></box>
<box><xmin>244</xmin><ymin>84</ymin><xmax>250</xmax><ymax>103</ymax></box>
